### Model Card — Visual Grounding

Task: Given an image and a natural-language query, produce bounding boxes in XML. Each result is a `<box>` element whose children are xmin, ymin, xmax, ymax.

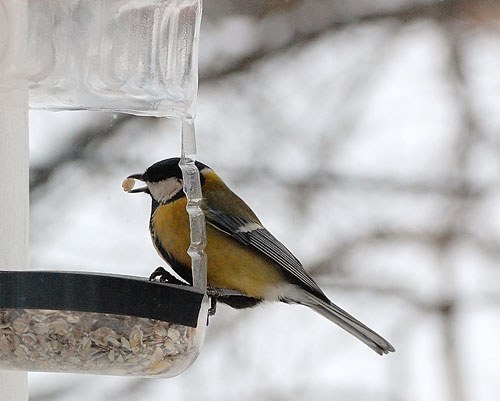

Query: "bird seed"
<box><xmin>0</xmin><ymin>308</ymin><xmax>197</xmax><ymax>377</ymax></box>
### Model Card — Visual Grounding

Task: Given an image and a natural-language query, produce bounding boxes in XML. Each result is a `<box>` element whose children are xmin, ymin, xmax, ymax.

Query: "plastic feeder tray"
<box><xmin>0</xmin><ymin>271</ymin><xmax>208</xmax><ymax>377</ymax></box>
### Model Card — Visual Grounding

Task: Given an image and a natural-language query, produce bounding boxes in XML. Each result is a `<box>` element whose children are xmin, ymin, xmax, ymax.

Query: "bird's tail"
<box><xmin>299</xmin><ymin>292</ymin><xmax>395</xmax><ymax>355</ymax></box>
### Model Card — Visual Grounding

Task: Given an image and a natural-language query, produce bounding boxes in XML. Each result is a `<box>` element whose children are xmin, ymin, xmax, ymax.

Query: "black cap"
<box><xmin>143</xmin><ymin>158</ymin><xmax>209</xmax><ymax>183</ymax></box>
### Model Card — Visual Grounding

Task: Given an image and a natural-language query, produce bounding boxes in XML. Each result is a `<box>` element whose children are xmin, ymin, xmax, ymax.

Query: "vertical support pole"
<box><xmin>0</xmin><ymin>1</ymin><xmax>29</xmax><ymax>400</ymax></box>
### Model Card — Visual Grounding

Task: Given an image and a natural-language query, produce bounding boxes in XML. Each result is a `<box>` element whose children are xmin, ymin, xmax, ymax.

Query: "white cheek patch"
<box><xmin>148</xmin><ymin>178</ymin><xmax>183</xmax><ymax>203</ymax></box>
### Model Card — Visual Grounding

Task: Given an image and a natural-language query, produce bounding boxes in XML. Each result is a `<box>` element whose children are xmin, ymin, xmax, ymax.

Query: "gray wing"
<box><xmin>205</xmin><ymin>207</ymin><xmax>324</xmax><ymax>295</ymax></box>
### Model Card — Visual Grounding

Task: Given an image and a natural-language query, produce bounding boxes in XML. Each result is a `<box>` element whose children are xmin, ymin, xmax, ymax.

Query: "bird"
<box><xmin>125</xmin><ymin>157</ymin><xmax>395</xmax><ymax>355</ymax></box>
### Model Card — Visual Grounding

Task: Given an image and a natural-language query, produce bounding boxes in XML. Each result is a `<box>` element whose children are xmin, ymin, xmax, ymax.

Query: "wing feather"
<box><xmin>204</xmin><ymin>208</ymin><xmax>323</xmax><ymax>295</ymax></box>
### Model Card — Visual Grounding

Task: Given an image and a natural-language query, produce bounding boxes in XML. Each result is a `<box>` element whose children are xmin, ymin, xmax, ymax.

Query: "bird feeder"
<box><xmin>0</xmin><ymin>0</ymin><xmax>206</xmax><ymax>388</ymax></box>
<box><xmin>0</xmin><ymin>271</ymin><xmax>207</xmax><ymax>377</ymax></box>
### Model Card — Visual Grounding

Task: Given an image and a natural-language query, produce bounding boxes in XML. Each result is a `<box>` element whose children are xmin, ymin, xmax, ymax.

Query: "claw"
<box><xmin>205</xmin><ymin>287</ymin><xmax>220</xmax><ymax>325</ymax></box>
<box><xmin>206</xmin><ymin>287</ymin><xmax>219</xmax><ymax>317</ymax></box>
<box><xmin>149</xmin><ymin>266</ymin><xmax>167</xmax><ymax>281</ymax></box>
<box><xmin>208</xmin><ymin>296</ymin><xmax>218</xmax><ymax>316</ymax></box>
<box><xmin>149</xmin><ymin>267</ymin><xmax>187</xmax><ymax>285</ymax></box>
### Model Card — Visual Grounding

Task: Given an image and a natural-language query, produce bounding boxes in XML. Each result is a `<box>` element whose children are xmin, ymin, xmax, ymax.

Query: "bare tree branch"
<box><xmin>30</xmin><ymin>114</ymin><xmax>135</xmax><ymax>192</ymax></box>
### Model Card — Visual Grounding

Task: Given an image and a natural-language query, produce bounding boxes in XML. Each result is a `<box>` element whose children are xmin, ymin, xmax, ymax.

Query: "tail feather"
<box><xmin>300</xmin><ymin>292</ymin><xmax>395</xmax><ymax>355</ymax></box>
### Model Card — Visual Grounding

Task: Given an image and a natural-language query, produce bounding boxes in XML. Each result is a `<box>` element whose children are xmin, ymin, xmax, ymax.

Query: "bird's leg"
<box><xmin>205</xmin><ymin>287</ymin><xmax>249</xmax><ymax>316</ymax></box>
<box><xmin>206</xmin><ymin>287</ymin><xmax>220</xmax><ymax>316</ymax></box>
<box><xmin>209</xmin><ymin>297</ymin><xmax>218</xmax><ymax>317</ymax></box>
<box><xmin>149</xmin><ymin>266</ymin><xmax>187</xmax><ymax>285</ymax></box>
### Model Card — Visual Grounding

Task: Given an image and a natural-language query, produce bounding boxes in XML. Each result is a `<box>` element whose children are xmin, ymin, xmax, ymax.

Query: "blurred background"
<box><xmin>28</xmin><ymin>0</ymin><xmax>500</xmax><ymax>400</ymax></box>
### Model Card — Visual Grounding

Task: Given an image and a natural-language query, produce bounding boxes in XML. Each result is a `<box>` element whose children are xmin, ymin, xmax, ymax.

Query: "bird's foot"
<box><xmin>206</xmin><ymin>287</ymin><xmax>220</xmax><ymax>316</ymax></box>
<box><xmin>149</xmin><ymin>266</ymin><xmax>187</xmax><ymax>285</ymax></box>
<box><xmin>205</xmin><ymin>287</ymin><xmax>250</xmax><ymax>316</ymax></box>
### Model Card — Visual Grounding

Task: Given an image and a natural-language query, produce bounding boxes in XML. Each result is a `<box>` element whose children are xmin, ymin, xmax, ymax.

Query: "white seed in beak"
<box><xmin>122</xmin><ymin>177</ymin><xmax>136</xmax><ymax>192</ymax></box>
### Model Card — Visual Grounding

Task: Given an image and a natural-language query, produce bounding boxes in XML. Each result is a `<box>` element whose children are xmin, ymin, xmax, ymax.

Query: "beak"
<box><xmin>126</xmin><ymin>173</ymin><xmax>148</xmax><ymax>193</ymax></box>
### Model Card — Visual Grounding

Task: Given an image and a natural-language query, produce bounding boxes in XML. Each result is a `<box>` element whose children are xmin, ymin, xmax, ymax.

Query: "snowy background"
<box><xmin>26</xmin><ymin>1</ymin><xmax>500</xmax><ymax>400</ymax></box>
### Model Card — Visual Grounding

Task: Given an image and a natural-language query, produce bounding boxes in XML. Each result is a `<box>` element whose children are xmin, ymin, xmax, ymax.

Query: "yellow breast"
<box><xmin>151</xmin><ymin>198</ymin><xmax>283</xmax><ymax>298</ymax></box>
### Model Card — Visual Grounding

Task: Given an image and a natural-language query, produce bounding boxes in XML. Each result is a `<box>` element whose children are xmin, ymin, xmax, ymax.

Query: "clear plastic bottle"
<box><xmin>27</xmin><ymin>0</ymin><xmax>202</xmax><ymax>117</ymax></box>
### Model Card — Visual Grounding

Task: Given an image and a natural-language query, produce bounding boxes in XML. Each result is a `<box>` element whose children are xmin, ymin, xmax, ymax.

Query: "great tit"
<box><xmin>126</xmin><ymin>158</ymin><xmax>395</xmax><ymax>355</ymax></box>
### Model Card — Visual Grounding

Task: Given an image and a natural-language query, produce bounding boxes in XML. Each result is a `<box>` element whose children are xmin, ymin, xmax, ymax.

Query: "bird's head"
<box><xmin>125</xmin><ymin>158</ymin><xmax>210</xmax><ymax>204</ymax></box>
